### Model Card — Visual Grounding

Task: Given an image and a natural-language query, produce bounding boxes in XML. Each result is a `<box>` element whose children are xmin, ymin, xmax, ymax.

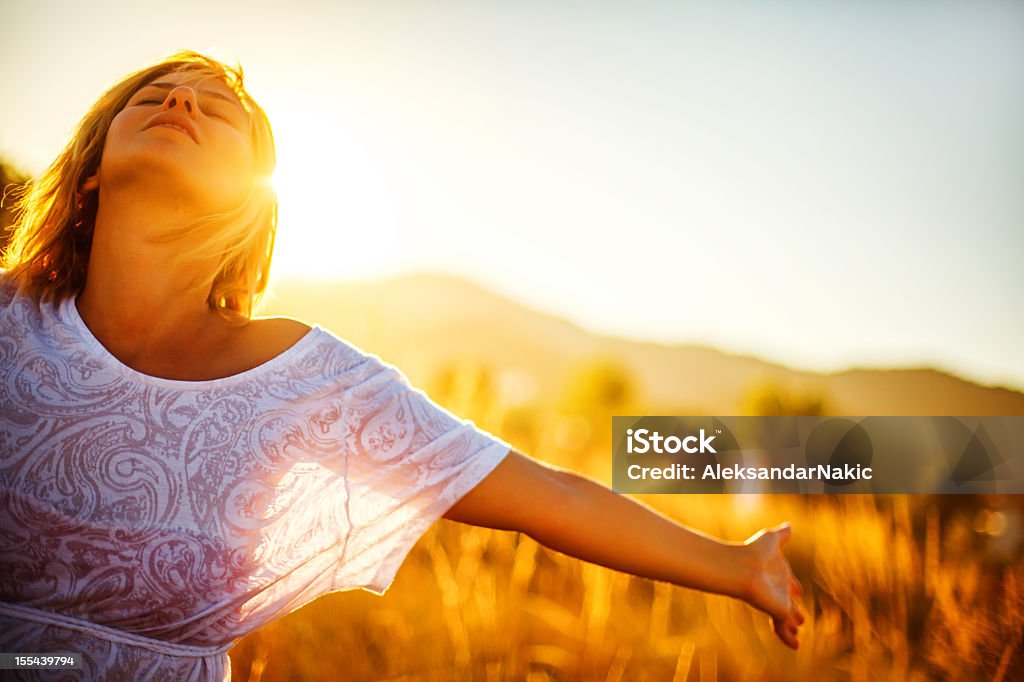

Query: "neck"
<box><xmin>76</xmin><ymin>183</ymin><xmax>233</xmax><ymax>358</ymax></box>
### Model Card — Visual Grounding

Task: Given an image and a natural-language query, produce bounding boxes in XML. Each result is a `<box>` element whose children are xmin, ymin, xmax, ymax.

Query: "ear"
<box><xmin>80</xmin><ymin>174</ymin><xmax>99</xmax><ymax>193</ymax></box>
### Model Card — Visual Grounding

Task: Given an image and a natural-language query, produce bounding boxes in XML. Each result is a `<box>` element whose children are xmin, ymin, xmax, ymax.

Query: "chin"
<box><xmin>104</xmin><ymin>153</ymin><xmax>237</xmax><ymax>211</ymax></box>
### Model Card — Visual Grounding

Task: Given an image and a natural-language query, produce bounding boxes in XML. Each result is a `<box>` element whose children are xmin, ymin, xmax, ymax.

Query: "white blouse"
<box><xmin>0</xmin><ymin>271</ymin><xmax>512</xmax><ymax>680</ymax></box>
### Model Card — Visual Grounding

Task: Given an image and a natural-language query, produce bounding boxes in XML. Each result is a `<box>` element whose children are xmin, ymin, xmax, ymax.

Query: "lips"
<box><xmin>144</xmin><ymin>113</ymin><xmax>198</xmax><ymax>143</ymax></box>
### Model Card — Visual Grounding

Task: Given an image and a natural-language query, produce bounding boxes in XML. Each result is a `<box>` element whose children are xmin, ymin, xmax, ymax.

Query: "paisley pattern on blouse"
<box><xmin>0</xmin><ymin>272</ymin><xmax>511</xmax><ymax>680</ymax></box>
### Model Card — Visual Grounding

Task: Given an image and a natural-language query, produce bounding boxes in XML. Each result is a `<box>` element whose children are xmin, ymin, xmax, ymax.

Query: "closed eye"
<box><xmin>205</xmin><ymin>107</ymin><xmax>245</xmax><ymax>129</ymax></box>
<box><xmin>134</xmin><ymin>99</ymin><xmax>226</xmax><ymax>121</ymax></box>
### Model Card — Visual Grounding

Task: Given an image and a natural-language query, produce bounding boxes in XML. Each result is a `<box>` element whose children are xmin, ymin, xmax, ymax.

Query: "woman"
<box><xmin>0</xmin><ymin>51</ymin><xmax>804</xmax><ymax>680</ymax></box>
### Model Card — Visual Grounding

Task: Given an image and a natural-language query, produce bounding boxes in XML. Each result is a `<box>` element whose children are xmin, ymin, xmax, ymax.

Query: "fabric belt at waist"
<box><xmin>0</xmin><ymin>601</ymin><xmax>232</xmax><ymax>659</ymax></box>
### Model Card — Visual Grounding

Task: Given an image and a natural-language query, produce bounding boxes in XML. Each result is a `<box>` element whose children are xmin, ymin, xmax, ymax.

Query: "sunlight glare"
<box><xmin>265</xmin><ymin>99</ymin><xmax>406</xmax><ymax>281</ymax></box>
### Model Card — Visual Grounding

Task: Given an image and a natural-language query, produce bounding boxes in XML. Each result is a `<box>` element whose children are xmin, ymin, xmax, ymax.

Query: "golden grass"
<box><xmin>228</xmin><ymin>360</ymin><xmax>1024</xmax><ymax>681</ymax></box>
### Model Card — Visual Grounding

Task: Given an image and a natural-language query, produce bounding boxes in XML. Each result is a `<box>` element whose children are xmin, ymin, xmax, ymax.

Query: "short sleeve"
<box><xmin>335</xmin><ymin>358</ymin><xmax>512</xmax><ymax>595</ymax></box>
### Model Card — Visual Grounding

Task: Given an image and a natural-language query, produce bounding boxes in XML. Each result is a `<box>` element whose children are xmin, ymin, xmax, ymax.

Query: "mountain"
<box><xmin>261</xmin><ymin>273</ymin><xmax>1024</xmax><ymax>416</ymax></box>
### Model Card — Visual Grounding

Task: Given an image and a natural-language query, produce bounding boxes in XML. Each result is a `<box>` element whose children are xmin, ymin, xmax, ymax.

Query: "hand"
<box><xmin>742</xmin><ymin>522</ymin><xmax>805</xmax><ymax>649</ymax></box>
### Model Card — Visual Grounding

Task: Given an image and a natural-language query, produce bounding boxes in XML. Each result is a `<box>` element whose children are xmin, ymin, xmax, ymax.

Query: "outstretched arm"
<box><xmin>443</xmin><ymin>449</ymin><xmax>805</xmax><ymax>649</ymax></box>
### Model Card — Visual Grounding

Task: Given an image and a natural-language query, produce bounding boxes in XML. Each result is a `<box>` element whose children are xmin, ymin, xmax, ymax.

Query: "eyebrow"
<box><xmin>138</xmin><ymin>81</ymin><xmax>247</xmax><ymax>113</ymax></box>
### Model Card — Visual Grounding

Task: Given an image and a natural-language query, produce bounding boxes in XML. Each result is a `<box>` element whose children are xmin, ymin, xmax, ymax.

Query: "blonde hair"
<box><xmin>0</xmin><ymin>50</ymin><xmax>277</xmax><ymax>323</ymax></box>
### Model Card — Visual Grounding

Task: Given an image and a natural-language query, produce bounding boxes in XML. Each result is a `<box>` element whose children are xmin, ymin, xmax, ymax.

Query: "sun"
<box><xmin>263</xmin><ymin>99</ymin><xmax>405</xmax><ymax>282</ymax></box>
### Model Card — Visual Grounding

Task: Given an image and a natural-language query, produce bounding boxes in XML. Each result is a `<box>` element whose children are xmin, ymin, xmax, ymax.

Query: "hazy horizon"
<box><xmin>269</xmin><ymin>270</ymin><xmax>1024</xmax><ymax>394</ymax></box>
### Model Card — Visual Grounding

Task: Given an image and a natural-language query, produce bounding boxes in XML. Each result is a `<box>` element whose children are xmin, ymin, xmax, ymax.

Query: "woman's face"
<box><xmin>96</xmin><ymin>70</ymin><xmax>256</xmax><ymax>214</ymax></box>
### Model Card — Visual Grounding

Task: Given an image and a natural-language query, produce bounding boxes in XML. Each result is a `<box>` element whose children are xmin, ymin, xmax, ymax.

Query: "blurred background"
<box><xmin>2</xmin><ymin>1</ymin><xmax>1022</xmax><ymax>680</ymax></box>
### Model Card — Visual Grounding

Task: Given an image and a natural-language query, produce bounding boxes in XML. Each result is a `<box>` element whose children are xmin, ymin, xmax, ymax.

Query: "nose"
<box><xmin>162</xmin><ymin>85</ymin><xmax>198</xmax><ymax>117</ymax></box>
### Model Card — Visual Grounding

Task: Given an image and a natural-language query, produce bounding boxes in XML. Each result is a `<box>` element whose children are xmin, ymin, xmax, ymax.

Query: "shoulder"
<box><xmin>236</xmin><ymin>317</ymin><xmax>405</xmax><ymax>396</ymax></box>
<box><xmin>249</xmin><ymin>315</ymin><xmax>314</xmax><ymax>343</ymax></box>
<box><xmin>0</xmin><ymin>268</ymin><xmax>38</xmax><ymax>319</ymax></box>
<box><xmin>238</xmin><ymin>316</ymin><xmax>400</xmax><ymax>386</ymax></box>
<box><xmin>229</xmin><ymin>316</ymin><xmax>315</xmax><ymax>369</ymax></box>
<box><xmin>0</xmin><ymin>268</ymin><xmax>19</xmax><ymax>308</ymax></box>
<box><xmin>241</xmin><ymin>315</ymin><xmax>313</xmax><ymax>358</ymax></box>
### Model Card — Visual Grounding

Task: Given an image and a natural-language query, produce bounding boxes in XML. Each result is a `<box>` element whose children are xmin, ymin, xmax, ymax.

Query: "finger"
<box><xmin>785</xmin><ymin>626</ymin><xmax>800</xmax><ymax>650</ymax></box>
<box><xmin>791</xmin><ymin>577</ymin><xmax>803</xmax><ymax>597</ymax></box>
<box><xmin>774</xmin><ymin>522</ymin><xmax>793</xmax><ymax>547</ymax></box>
<box><xmin>774</xmin><ymin>618</ymin><xmax>799</xmax><ymax>650</ymax></box>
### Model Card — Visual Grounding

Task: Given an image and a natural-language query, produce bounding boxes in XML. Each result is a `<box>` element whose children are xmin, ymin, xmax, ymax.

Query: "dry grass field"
<box><xmin>228</xmin><ymin>348</ymin><xmax>1024</xmax><ymax>681</ymax></box>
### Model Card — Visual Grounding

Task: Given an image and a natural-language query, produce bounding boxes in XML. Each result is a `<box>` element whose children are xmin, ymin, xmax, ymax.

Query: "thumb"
<box><xmin>772</xmin><ymin>522</ymin><xmax>793</xmax><ymax>547</ymax></box>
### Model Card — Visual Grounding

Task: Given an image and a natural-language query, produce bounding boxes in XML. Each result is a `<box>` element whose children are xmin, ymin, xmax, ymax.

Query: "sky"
<box><xmin>1</xmin><ymin>0</ymin><xmax>1022</xmax><ymax>390</ymax></box>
